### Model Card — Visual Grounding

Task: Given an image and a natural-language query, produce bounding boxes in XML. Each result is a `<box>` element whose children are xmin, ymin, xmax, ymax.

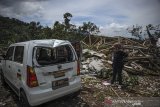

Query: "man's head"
<box><xmin>113</xmin><ymin>43</ymin><xmax>123</xmax><ymax>51</ymax></box>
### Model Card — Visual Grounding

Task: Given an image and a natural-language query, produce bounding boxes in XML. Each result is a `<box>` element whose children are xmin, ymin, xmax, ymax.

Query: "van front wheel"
<box><xmin>0</xmin><ymin>73</ymin><xmax>7</xmax><ymax>87</ymax></box>
<box><xmin>20</xmin><ymin>91</ymin><xmax>31</xmax><ymax>107</ymax></box>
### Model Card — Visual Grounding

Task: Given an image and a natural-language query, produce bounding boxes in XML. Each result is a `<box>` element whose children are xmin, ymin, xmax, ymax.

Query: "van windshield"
<box><xmin>34</xmin><ymin>45</ymin><xmax>74</xmax><ymax>65</ymax></box>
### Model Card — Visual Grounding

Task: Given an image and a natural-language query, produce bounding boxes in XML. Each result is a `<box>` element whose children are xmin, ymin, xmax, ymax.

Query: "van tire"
<box><xmin>20</xmin><ymin>91</ymin><xmax>31</xmax><ymax>107</ymax></box>
<box><xmin>0</xmin><ymin>73</ymin><xmax>7</xmax><ymax>87</ymax></box>
<box><xmin>70</xmin><ymin>90</ymin><xmax>81</xmax><ymax>98</ymax></box>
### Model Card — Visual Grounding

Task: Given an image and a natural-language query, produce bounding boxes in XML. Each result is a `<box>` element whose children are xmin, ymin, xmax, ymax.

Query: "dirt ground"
<box><xmin>0</xmin><ymin>76</ymin><xmax>89</xmax><ymax>107</ymax></box>
<box><xmin>0</xmin><ymin>74</ymin><xmax>160</xmax><ymax>107</ymax></box>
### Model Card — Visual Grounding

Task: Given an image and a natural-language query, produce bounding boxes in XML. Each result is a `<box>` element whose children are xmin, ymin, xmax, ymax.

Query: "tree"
<box><xmin>127</xmin><ymin>25</ymin><xmax>143</xmax><ymax>40</ymax></box>
<box><xmin>79</xmin><ymin>22</ymin><xmax>100</xmax><ymax>35</ymax></box>
<box><xmin>39</xmin><ymin>27</ymin><xmax>52</xmax><ymax>39</ymax></box>
<box><xmin>79</xmin><ymin>21</ymin><xmax>100</xmax><ymax>46</ymax></box>
<box><xmin>0</xmin><ymin>13</ymin><xmax>101</xmax><ymax>46</ymax></box>
<box><xmin>146</xmin><ymin>24</ymin><xmax>160</xmax><ymax>46</ymax></box>
<box><xmin>53</xmin><ymin>21</ymin><xmax>65</xmax><ymax>39</ymax></box>
<box><xmin>63</xmin><ymin>12</ymin><xmax>72</xmax><ymax>31</ymax></box>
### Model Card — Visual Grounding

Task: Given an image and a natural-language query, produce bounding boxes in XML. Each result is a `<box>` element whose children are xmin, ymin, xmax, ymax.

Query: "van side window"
<box><xmin>14</xmin><ymin>46</ymin><xmax>24</xmax><ymax>64</ymax></box>
<box><xmin>5</xmin><ymin>47</ymin><xmax>14</xmax><ymax>61</ymax></box>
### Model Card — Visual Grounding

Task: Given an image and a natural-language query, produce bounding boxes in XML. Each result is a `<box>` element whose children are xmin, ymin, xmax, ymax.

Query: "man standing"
<box><xmin>111</xmin><ymin>43</ymin><xmax>128</xmax><ymax>88</ymax></box>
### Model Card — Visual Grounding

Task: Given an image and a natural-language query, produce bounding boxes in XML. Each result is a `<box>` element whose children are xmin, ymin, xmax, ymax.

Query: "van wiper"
<box><xmin>33</xmin><ymin>64</ymin><xmax>53</xmax><ymax>68</ymax></box>
<box><xmin>32</xmin><ymin>62</ymin><xmax>46</xmax><ymax>68</ymax></box>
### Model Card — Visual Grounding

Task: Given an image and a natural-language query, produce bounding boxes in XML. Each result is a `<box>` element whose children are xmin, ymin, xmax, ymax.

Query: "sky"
<box><xmin>0</xmin><ymin>0</ymin><xmax>160</xmax><ymax>37</ymax></box>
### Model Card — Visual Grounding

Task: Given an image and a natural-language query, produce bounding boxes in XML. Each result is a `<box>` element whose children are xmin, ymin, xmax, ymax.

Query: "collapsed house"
<box><xmin>81</xmin><ymin>36</ymin><xmax>160</xmax><ymax>76</ymax></box>
<box><xmin>80</xmin><ymin>36</ymin><xmax>160</xmax><ymax>98</ymax></box>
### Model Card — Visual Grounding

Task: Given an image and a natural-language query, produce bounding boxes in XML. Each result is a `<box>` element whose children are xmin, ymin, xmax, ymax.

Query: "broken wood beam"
<box><xmin>127</xmin><ymin>56</ymin><xmax>152</xmax><ymax>60</ymax></box>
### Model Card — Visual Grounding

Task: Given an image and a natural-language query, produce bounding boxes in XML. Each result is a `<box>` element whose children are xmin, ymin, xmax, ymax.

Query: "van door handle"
<box><xmin>57</xmin><ymin>65</ymin><xmax>62</xmax><ymax>69</ymax></box>
<box><xmin>18</xmin><ymin>69</ymin><xmax>21</xmax><ymax>72</ymax></box>
<box><xmin>9</xmin><ymin>65</ymin><xmax>11</xmax><ymax>68</ymax></box>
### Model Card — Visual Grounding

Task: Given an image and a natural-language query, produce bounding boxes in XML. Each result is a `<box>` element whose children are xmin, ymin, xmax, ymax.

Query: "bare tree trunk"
<box><xmin>89</xmin><ymin>34</ymin><xmax>91</xmax><ymax>47</ymax></box>
<box><xmin>146</xmin><ymin>26</ymin><xmax>156</xmax><ymax>46</ymax></box>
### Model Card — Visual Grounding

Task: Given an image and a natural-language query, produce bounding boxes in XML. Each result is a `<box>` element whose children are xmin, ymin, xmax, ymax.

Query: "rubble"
<box><xmin>82</xmin><ymin>36</ymin><xmax>160</xmax><ymax>76</ymax></box>
<box><xmin>81</xmin><ymin>36</ymin><xmax>160</xmax><ymax>101</ymax></box>
<box><xmin>81</xmin><ymin>49</ymin><xmax>109</xmax><ymax>76</ymax></box>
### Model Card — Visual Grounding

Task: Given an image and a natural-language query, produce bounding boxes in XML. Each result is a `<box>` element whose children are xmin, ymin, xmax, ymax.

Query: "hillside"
<box><xmin>0</xmin><ymin>16</ymin><xmax>53</xmax><ymax>45</ymax></box>
<box><xmin>0</xmin><ymin>15</ymin><xmax>101</xmax><ymax>47</ymax></box>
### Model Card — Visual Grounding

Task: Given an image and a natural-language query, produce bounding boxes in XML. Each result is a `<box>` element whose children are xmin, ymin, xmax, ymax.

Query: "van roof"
<box><xmin>10</xmin><ymin>39</ymin><xmax>70</xmax><ymax>47</ymax></box>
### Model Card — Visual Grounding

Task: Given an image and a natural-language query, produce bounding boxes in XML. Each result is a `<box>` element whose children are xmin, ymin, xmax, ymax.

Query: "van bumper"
<box><xmin>27</xmin><ymin>76</ymin><xmax>81</xmax><ymax>106</ymax></box>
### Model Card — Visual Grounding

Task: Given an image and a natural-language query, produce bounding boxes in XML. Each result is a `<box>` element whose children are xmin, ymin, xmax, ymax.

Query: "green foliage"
<box><xmin>127</xmin><ymin>24</ymin><xmax>160</xmax><ymax>41</ymax></box>
<box><xmin>0</xmin><ymin>13</ymin><xmax>100</xmax><ymax>46</ymax></box>
<box><xmin>124</xmin><ymin>76</ymin><xmax>139</xmax><ymax>88</ymax></box>
<box><xmin>127</xmin><ymin>25</ymin><xmax>142</xmax><ymax>40</ymax></box>
<box><xmin>0</xmin><ymin>16</ymin><xmax>49</xmax><ymax>44</ymax></box>
<box><xmin>63</xmin><ymin>12</ymin><xmax>72</xmax><ymax>30</ymax></box>
<box><xmin>93</xmin><ymin>91</ymin><xmax>105</xmax><ymax>101</ymax></box>
<box><xmin>147</xmin><ymin>24</ymin><xmax>160</xmax><ymax>38</ymax></box>
<box><xmin>79</xmin><ymin>21</ymin><xmax>100</xmax><ymax>35</ymax></box>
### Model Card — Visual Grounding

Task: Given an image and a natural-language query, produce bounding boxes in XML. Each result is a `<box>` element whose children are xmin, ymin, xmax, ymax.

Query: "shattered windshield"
<box><xmin>34</xmin><ymin>45</ymin><xmax>74</xmax><ymax>65</ymax></box>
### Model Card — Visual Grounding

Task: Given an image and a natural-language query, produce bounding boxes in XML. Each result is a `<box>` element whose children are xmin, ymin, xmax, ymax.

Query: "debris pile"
<box><xmin>81</xmin><ymin>36</ymin><xmax>160</xmax><ymax>98</ymax></box>
<box><xmin>81</xmin><ymin>49</ymin><xmax>112</xmax><ymax>78</ymax></box>
<box><xmin>82</xmin><ymin>37</ymin><xmax>160</xmax><ymax>77</ymax></box>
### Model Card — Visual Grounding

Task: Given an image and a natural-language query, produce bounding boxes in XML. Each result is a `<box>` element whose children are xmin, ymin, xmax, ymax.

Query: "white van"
<box><xmin>0</xmin><ymin>39</ymin><xmax>81</xmax><ymax>107</ymax></box>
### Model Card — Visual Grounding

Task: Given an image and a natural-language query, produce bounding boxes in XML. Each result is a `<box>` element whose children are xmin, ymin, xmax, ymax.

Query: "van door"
<box><xmin>71</xmin><ymin>41</ymin><xmax>82</xmax><ymax>60</ymax></box>
<box><xmin>4</xmin><ymin>46</ymin><xmax>14</xmax><ymax>82</ymax></box>
<box><xmin>12</xmin><ymin>46</ymin><xmax>24</xmax><ymax>91</ymax></box>
<box><xmin>32</xmin><ymin>44</ymin><xmax>78</xmax><ymax>89</ymax></box>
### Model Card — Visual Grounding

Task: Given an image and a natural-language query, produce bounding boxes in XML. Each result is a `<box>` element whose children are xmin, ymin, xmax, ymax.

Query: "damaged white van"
<box><xmin>0</xmin><ymin>39</ymin><xmax>81</xmax><ymax>107</ymax></box>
